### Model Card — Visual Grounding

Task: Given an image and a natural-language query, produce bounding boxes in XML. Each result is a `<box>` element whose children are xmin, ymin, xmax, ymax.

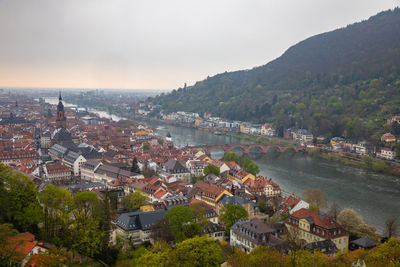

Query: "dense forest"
<box><xmin>151</xmin><ymin>9</ymin><xmax>400</xmax><ymax>141</ymax></box>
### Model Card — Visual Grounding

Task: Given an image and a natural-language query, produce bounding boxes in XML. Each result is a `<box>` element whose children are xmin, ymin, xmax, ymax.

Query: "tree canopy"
<box><xmin>163</xmin><ymin>206</ymin><xmax>203</xmax><ymax>242</ymax></box>
<box><xmin>219</xmin><ymin>204</ymin><xmax>248</xmax><ymax>234</ymax></box>
<box><xmin>0</xmin><ymin>164</ymin><xmax>42</xmax><ymax>233</ymax></box>
<box><xmin>151</xmin><ymin>9</ymin><xmax>400</xmax><ymax>142</ymax></box>
<box><xmin>204</xmin><ymin>165</ymin><xmax>220</xmax><ymax>176</ymax></box>
<box><xmin>122</xmin><ymin>190</ymin><xmax>149</xmax><ymax>212</ymax></box>
<box><xmin>302</xmin><ymin>188</ymin><xmax>329</xmax><ymax>209</ymax></box>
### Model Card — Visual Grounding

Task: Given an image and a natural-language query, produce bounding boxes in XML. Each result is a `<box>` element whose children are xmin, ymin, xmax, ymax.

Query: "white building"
<box><xmin>62</xmin><ymin>151</ymin><xmax>87</xmax><ymax>176</ymax></box>
<box><xmin>377</xmin><ymin>148</ymin><xmax>396</xmax><ymax>160</ymax></box>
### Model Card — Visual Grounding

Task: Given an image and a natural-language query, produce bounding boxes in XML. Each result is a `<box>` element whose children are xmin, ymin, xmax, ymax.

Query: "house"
<box><xmin>81</xmin><ymin>159</ymin><xmax>103</xmax><ymax>181</ymax></box>
<box><xmin>279</xmin><ymin>195</ymin><xmax>309</xmax><ymax>215</ymax></box>
<box><xmin>249</xmin><ymin>124</ymin><xmax>262</xmax><ymax>135</ymax></box>
<box><xmin>217</xmin><ymin>195</ymin><xmax>258</xmax><ymax>219</ymax></box>
<box><xmin>0</xmin><ymin>150</ymin><xmax>39</xmax><ymax>165</ymax></box>
<box><xmin>381</xmin><ymin>133</ymin><xmax>396</xmax><ymax>143</ymax></box>
<box><xmin>240</xmin><ymin>124</ymin><xmax>251</xmax><ymax>134</ymax></box>
<box><xmin>293</xmin><ymin>129</ymin><xmax>313</xmax><ymax>144</ymax></box>
<box><xmin>62</xmin><ymin>151</ymin><xmax>86</xmax><ymax>177</ymax></box>
<box><xmin>354</xmin><ymin>142</ymin><xmax>370</xmax><ymax>156</ymax></box>
<box><xmin>113</xmin><ymin>210</ymin><xmax>166</xmax><ymax>245</ymax></box>
<box><xmin>302</xmin><ymin>240</ymin><xmax>338</xmax><ymax>257</ymax></box>
<box><xmin>388</xmin><ymin>115</ymin><xmax>400</xmax><ymax>125</ymax></box>
<box><xmin>349</xmin><ymin>236</ymin><xmax>379</xmax><ymax>250</ymax></box>
<box><xmin>142</xmin><ymin>177</ymin><xmax>172</xmax><ymax>202</ymax></box>
<box><xmin>163</xmin><ymin>159</ymin><xmax>190</xmax><ymax>182</ymax></box>
<box><xmin>209</xmin><ymin>159</ymin><xmax>231</xmax><ymax>174</ymax></box>
<box><xmin>40</xmin><ymin>132</ymin><xmax>51</xmax><ymax>149</ymax></box>
<box><xmin>230</xmin><ymin>218</ymin><xmax>284</xmax><ymax>253</ymax></box>
<box><xmin>229</xmin><ymin>169</ymin><xmax>255</xmax><ymax>184</ymax></box>
<box><xmin>43</xmin><ymin>161</ymin><xmax>71</xmax><ymax>182</ymax></box>
<box><xmin>94</xmin><ymin>164</ymin><xmax>141</xmax><ymax>185</ymax></box>
<box><xmin>6</xmin><ymin>232</ymin><xmax>48</xmax><ymax>266</ymax></box>
<box><xmin>285</xmin><ymin>208</ymin><xmax>348</xmax><ymax>252</ymax></box>
<box><xmin>244</xmin><ymin>176</ymin><xmax>281</xmax><ymax>198</ymax></box>
<box><xmin>330</xmin><ymin>137</ymin><xmax>345</xmax><ymax>147</ymax></box>
<box><xmin>203</xmin><ymin>222</ymin><xmax>225</xmax><ymax>241</ymax></box>
<box><xmin>186</xmin><ymin>160</ymin><xmax>207</xmax><ymax>177</ymax></box>
<box><xmin>189</xmin><ymin>181</ymin><xmax>233</xmax><ymax>206</ymax></box>
<box><xmin>261</xmin><ymin>123</ymin><xmax>273</xmax><ymax>136</ymax></box>
<box><xmin>377</xmin><ymin>148</ymin><xmax>396</xmax><ymax>160</ymax></box>
<box><xmin>190</xmin><ymin>199</ymin><xmax>219</xmax><ymax>223</ymax></box>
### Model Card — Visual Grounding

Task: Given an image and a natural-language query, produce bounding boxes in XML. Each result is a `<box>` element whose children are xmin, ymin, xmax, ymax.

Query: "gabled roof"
<box><xmin>7</xmin><ymin>233</ymin><xmax>37</xmax><ymax>259</ymax></box>
<box><xmin>164</xmin><ymin>159</ymin><xmax>188</xmax><ymax>173</ymax></box>
<box><xmin>289</xmin><ymin>208</ymin><xmax>341</xmax><ymax>230</ymax></box>
<box><xmin>219</xmin><ymin>195</ymin><xmax>256</xmax><ymax>208</ymax></box>
<box><xmin>350</xmin><ymin>236</ymin><xmax>379</xmax><ymax>248</ymax></box>
<box><xmin>115</xmin><ymin>210</ymin><xmax>166</xmax><ymax>231</ymax></box>
<box><xmin>302</xmin><ymin>239</ymin><xmax>338</xmax><ymax>254</ymax></box>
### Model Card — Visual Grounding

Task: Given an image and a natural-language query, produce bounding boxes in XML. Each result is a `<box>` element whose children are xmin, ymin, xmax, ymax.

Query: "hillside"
<box><xmin>151</xmin><ymin>9</ymin><xmax>400</xmax><ymax>141</ymax></box>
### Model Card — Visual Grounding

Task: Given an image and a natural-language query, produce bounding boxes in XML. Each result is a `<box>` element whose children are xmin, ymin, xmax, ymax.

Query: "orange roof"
<box><xmin>289</xmin><ymin>208</ymin><xmax>341</xmax><ymax>230</ymax></box>
<box><xmin>8</xmin><ymin>233</ymin><xmax>37</xmax><ymax>259</ymax></box>
<box><xmin>154</xmin><ymin>189</ymin><xmax>168</xmax><ymax>199</ymax></box>
<box><xmin>284</xmin><ymin>195</ymin><xmax>301</xmax><ymax>209</ymax></box>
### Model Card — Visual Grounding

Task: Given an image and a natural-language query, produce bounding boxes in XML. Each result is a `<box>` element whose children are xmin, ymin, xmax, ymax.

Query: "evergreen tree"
<box><xmin>131</xmin><ymin>157</ymin><xmax>140</xmax><ymax>174</ymax></box>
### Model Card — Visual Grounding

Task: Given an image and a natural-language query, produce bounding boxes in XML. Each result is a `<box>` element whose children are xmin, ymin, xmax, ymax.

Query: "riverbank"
<box><xmin>308</xmin><ymin>148</ymin><xmax>400</xmax><ymax>178</ymax></box>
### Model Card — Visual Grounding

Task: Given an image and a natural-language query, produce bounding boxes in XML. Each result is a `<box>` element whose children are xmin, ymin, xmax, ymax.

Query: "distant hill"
<box><xmin>151</xmin><ymin>9</ymin><xmax>400</xmax><ymax>141</ymax></box>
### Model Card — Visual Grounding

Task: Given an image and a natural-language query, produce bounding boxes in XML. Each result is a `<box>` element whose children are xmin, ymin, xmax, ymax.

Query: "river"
<box><xmin>43</xmin><ymin>98</ymin><xmax>400</xmax><ymax>231</ymax></box>
<box><xmin>150</xmin><ymin>124</ymin><xmax>400</xmax><ymax>232</ymax></box>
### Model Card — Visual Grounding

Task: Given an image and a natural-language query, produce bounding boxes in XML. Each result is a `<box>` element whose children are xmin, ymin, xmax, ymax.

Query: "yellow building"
<box><xmin>285</xmin><ymin>208</ymin><xmax>348</xmax><ymax>253</ymax></box>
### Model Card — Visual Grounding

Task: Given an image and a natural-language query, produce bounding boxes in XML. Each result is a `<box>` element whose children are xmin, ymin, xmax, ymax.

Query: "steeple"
<box><xmin>56</xmin><ymin>91</ymin><xmax>66</xmax><ymax>128</ymax></box>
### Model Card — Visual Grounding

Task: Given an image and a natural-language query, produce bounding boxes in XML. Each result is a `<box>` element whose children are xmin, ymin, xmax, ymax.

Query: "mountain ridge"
<box><xmin>151</xmin><ymin>8</ymin><xmax>400</xmax><ymax>141</ymax></box>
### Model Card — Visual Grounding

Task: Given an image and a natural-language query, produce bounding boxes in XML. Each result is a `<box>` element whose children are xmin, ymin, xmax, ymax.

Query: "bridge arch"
<box><xmin>226</xmin><ymin>145</ymin><xmax>244</xmax><ymax>156</ymax></box>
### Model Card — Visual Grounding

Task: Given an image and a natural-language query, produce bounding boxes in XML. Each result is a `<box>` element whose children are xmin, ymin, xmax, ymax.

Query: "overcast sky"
<box><xmin>0</xmin><ymin>0</ymin><xmax>398</xmax><ymax>90</ymax></box>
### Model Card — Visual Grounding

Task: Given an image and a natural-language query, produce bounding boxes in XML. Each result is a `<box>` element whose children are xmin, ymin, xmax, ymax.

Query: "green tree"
<box><xmin>224</xmin><ymin>152</ymin><xmax>238</xmax><ymax>163</ymax></box>
<box><xmin>0</xmin><ymin>164</ymin><xmax>42</xmax><ymax>233</ymax></box>
<box><xmin>172</xmin><ymin>236</ymin><xmax>223</xmax><ymax>267</ymax></box>
<box><xmin>371</xmin><ymin>160</ymin><xmax>389</xmax><ymax>173</ymax></box>
<box><xmin>133</xmin><ymin>241</ymin><xmax>172</xmax><ymax>267</ymax></box>
<box><xmin>70</xmin><ymin>192</ymin><xmax>104</xmax><ymax>258</ymax></box>
<box><xmin>204</xmin><ymin>165</ymin><xmax>220</xmax><ymax>176</ymax></box>
<box><xmin>73</xmin><ymin>191</ymin><xmax>101</xmax><ymax>220</ymax></box>
<box><xmin>122</xmin><ymin>190</ymin><xmax>148</xmax><ymax>212</ymax></box>
<box><xmin>164</xmin><ymin>206</ymin><xmax>202</xmax><ymax>242</ymax></box>
<box><xmin>131</xmin><ymin>157</ymin><xmax>141</xmax><ymax>174</ymax></box>
<box><xmin>219</xmin><ymin>204</ymin><xmax>248</xmax><ymax>234</ymax></box>
<box><xmin>71</xmin><ymin>215</ymin><xmax>103</xmax><ymax>258</ymax></box>
<box><xmin>245</xmin><ymin>162</ymin><xmax>260</xmax><ymax>176</ymax></box>
<box><xmin>364</xmin><ymin>238</ymin><xmax>400</xmax><ymax>266</ymax></box>
<box><xmin>287</xmin><ymin>249</ymin><xmax>331</xmax><ymax>267</ymax></box>
<box><xmin>39</xmin><ymin>184</ymin><xmax>72</xmax><ymax>244</ymax></box>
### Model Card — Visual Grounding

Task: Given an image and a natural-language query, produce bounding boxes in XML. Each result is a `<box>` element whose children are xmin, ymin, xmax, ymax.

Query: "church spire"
<box><xmin>56</xmin><ymin>91</ymin><xmax>66</xmax><ymax>128</ymax></box>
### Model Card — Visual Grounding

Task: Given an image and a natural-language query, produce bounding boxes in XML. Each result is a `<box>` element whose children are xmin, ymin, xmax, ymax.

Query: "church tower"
<box><xmin>56</xmin><ymin>92</ymin><xmax>67</xmax><ymax>128</ymax></box>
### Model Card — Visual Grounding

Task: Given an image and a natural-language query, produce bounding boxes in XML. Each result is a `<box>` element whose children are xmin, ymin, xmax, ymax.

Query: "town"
<box><xmin>0</xmin><ymin>90</ymin><xmax>398</xmax><ymax>266</ymax></box>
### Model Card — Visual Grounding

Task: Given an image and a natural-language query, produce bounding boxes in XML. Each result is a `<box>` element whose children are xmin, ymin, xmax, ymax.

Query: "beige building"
<box><xmin>285</xmin><ymin>208</ymin><xmax>348</xmax><ymax>253</ymax></box>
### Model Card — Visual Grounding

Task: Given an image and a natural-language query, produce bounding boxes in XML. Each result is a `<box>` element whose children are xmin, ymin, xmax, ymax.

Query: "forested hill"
<box><xmin>151</xmin><ymin>9</ymin><xmax>400</xmax><ymax>141</ymax></box>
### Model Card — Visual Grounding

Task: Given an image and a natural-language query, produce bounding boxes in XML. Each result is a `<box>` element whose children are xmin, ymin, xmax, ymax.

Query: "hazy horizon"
<box><xmin>0</xmin><ymin>0</ymin><xmax>398</xmax><ymax>90</ymax></box>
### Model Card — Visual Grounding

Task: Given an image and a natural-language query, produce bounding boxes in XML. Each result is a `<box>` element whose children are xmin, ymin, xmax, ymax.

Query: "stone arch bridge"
<box><xmin>190</xmin><ymin>143</ymin><xmax>307</xmax><ymax>156</ymax></box>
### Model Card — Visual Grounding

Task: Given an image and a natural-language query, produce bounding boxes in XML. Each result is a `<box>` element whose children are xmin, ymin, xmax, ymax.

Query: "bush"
<box><xmin>371</xmin><ymin>161</ymin><xmax>389</xmax><ymax>172</ymax></box>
